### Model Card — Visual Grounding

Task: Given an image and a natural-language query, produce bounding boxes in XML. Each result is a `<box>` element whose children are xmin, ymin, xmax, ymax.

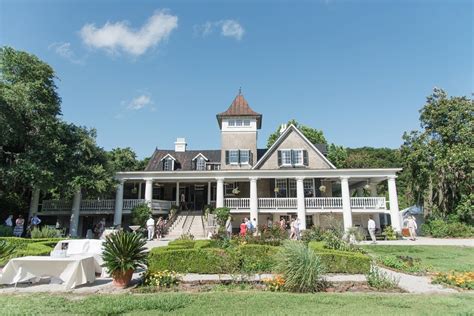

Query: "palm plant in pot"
<box><xmin>102</xmin><ymin>231</ymin><xmax>148</xmax><ymax>288</ymax></box>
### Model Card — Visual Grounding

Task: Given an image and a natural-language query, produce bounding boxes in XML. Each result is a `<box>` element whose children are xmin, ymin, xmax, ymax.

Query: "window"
<box><xmin>163</xmin><ymin>158</ymin><xmax>173</xmax><ymax>171</ymax></box>
<box><xmin>275</xmin><ymin>179</ymin><xmax>287</xmax><ymax>197</ymax></box>
<box><xmin>228</xmin><ymin>120</ymin><xmax>235</xmax><ymax>127</ymax></box>
<box><xmin>278</xmin><ymin>149</ymin><xmax>306</xmax><ymax>167</ymax></box>
<box><xmin>239</xmin><ymin>150</ymin><xmax>249</xmax><ymax>164</ymax></box>
<box><xmin>243</xmin><ymin>119</ymin><xmax>251</xmax><ymax>126</ymax></box>
<box><xmin>207</xmin><ymin>163</ymin><xmax>221</xmax><ymax>171</ymax></box>
<box><xmin>293</xmin><ymin>150</ymin><xmax>303</xmax><ymax>165</ymax></box>
<box><xmin>225</xmin><ymin>182</ymin><xmax>237</xmax><ymax>196</ymax></box>
<box><xmin>280</xmin><ymin>150</ymin><xmax>292</xmax><ymax>165</ymax></box>
<box><xmin>229</xmin><ymin>150</ymin><xmax>239</xmax><ymax>164</ymax></box>
<box><xmin>235</xmin><ymin>119</ymin><xmax>243</xmax><ymax>126</ymax></box>
<box><xmin>304</xmin><ymin>179</ymin><xmax>315</xmax><ymax>197</ymax></box>
<box><xmin>196</xmin><ymin>157</ymin><xmax>206</xmax><ymax>170</ymax></box>
<box><xmin>288</xmin><ymin>179</ymin><xmax>297</xmax><ymax>197</ymax></box>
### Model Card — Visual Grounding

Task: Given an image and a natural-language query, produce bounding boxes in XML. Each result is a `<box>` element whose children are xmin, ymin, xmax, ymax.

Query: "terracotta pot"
<box><xmin>112</xmin><ymin>269</ymin><xmax>134</xmax><ymax>288</ymax></box>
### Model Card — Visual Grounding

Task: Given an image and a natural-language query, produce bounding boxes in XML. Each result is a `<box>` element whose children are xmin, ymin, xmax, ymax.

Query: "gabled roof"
<box><xmin>253</xmin><ymin>124</ymin><xmax>335</xmax><ymax>169</ymax></box>
<box><xmin>160</xmin><ymin>154</ymin><xmax>176</xmax><ymax>161</ymax></box>
<box><xmin>216</xmin><ymin>93</ymin><xmax>262</xmax><ymax>128</ymax></box>
<box><xmin>146</xmin><ymin>149</ymin><xmax>221</xmax><ymax>171</ymax></box>
<box><xmin>192</xmin><ymin>153</ymin><xmax>209</xmax><ymax>161</ymax></box>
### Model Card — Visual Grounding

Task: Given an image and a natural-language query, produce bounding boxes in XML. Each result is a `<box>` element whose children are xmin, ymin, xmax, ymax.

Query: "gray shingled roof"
<box><xmin>145</xmin><ymin>149</ymin><xmax>221</xmax><ymax>171</ymax></box>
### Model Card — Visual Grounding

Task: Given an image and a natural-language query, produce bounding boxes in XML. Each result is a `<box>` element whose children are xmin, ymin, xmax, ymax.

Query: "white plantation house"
<box><xmin>33</xmin><ymin>92</ymin><xmax>402</xmax><ymax>237</ymax></box>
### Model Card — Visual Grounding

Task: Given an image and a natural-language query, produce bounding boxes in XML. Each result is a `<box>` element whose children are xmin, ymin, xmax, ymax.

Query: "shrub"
<box><xmin>308</xmin><ymin>241</ymin><xmax>371</xmax><ymax>274</ymax></box>
<box><xmin>382</xmin><ymin>226</ymin><xmax>398</xmax><ymax>240</ymax></box>
<box><xmin>102</xmin><ymin>231</ymin><xmax>148</xmax><ymax>276</ymax></box>
<box><xmin>366</xmin><ymin>266</ymin><xmax>399</xmax><ymax>289</ymax></box>
<box><xmin>378</xmin><ymin>255</ymin><xmax>430</xmax><ymax>274</ymax></box>
<box><xmin>0</xmin><ymin>237</ymin><xmax>62</xmax><ymax>266</ymax></box>
<box><xmin>149</xmin><ymin>248</ymin><xmax>239</xmax><ymax>274</ymax></box>
<box><xmin>274</xmin><ymin>241</ymin><xmax>326</xmax><ymax>293</ymax></box>
<box><xmin>345</xmin><ymin>227</ymin><xmax>367</xmax><ymax>242</ymax></box>
<box><xmin>301</xmin><ymin>226</ymin><xmax>325</xmax><ymax>243</ymax></box>
<box><xmin>131</xmin><ymin>203</ymin><xmax>151</xmax><ymax>226</ymax></box>
<box><xmin>323</xmin><ymin>230</ymin><xmax>366</xmax><ymax>254</ymax></box>
<box><xmin>176</xmin><ymin>233</ymin><xmax>194</xmax><ymax>241</ymax></box>
<box><xmin>0</xmin><ymin>225</ymin><xmax>13</xmax><ymax>237</ymax></box>
<box><xmin>168</xmin><ymin>240</ymin><xmax>195</xmax><ymax>249</ymax></box>
<box><xmin>239</xmin><ymin>244</ymin><xmax>279</xmax><ymax>273</ymax></box>
<box><xmin>30</xmin><ymin>226</ymin><xmax>60</xmax><ymax>238</ymax></box>
<box><xmin>214</xmin><ymin>207</ymin><xmax>230</xmax><ymax>227</ymax></box>
<box><xmin>421</xmin><ymin>219</ymin><xmax>473</xmax><ymax>238</ymax></box>
<box><xmin>143</xmin><ymin>270</ymin><xmax>180</xmax><ymax>288</ymax></box>
<box><xmin>0</xmin><ymin>240</ymin><xmax>14</xmax><ymax>260</ymax></box>
<box><xmin>193</xmin><ymin>240</ymin><xmax>216</xmax><ymax>249</ymax></box>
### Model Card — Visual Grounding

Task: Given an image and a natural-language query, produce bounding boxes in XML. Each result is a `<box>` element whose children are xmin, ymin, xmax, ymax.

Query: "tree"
<box><xmin>401</xmin><ymin>88</ymin><xmax>473</xmax><ymax>221</ymax></box>
<box><xmin>107</xmin><ymin>147</ymin><xmax>143</xmax><ymax>172</ymax></box>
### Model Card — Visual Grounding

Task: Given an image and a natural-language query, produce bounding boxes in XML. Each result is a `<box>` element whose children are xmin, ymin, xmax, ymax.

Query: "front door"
<box><xmin>194</xmin><ymin>185</ymin><xmax>206</xmax><ymax>211</ymax></box>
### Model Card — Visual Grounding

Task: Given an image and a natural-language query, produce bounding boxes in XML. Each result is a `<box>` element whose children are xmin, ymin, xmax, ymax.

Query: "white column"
<box><xmin>70</xmin><ymin>188</ymin><xmax>81</xmax><ymax>237</ymax></box>
<box><xmin>176</xmin><ymin>182</ymin><xmax>180</xmax><ymax>206</ymax></box>
<box><xmin>114</xmin><ymin>180</ymin><xmax>124</xmax><ymax>227</ymax></box>
<box><xmin>340</xmin><ymin>176</ymin><xmax>353</xmax><ymax>231</ymax></box>
<box><xmin>207</xmin><ymin>181</ymin><xmax>212</xmax><ymax>205</ymax></box>
<box><xmin>374</xmin><ymin>213</ymin><xmax>381</xmax><ymax>230</ymax></box>
<box><xmin>250</xmin><ymin>177</ymin><xmax>258</xmax><ymax>227</ymax></box>
<box><xmin>29</xmin><ymin>188</ymin><xmax>40</xmax><ymax>219</ymax></box>
<box><xmin>388</xmin><ymin>176</ymin><xmax>402</xmax><ymax>232</ymax></box>
<box><xmin>296</xmin><ymin>177</ymin><xmax>306</xmax><ymax>230</ymax></box>
<box><xmin>216</xmin><ymin>177</ymin><xmax>224</xmax><ymax>208</ymax></box>
<box><xmin>137</xmin><ymin>182</ymin><xmax>142</xmax><ymax>199</ymax></box>
<box><xmin>145</xmin><ymin>179</ymin><xmax>153</xmax><ymax>207</ymax></box>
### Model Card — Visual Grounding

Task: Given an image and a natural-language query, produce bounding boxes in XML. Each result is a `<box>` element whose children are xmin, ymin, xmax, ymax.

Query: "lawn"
<box><xmin>0</xmin><ymin>292</ymin><xmax>472</xmax><ymax>315</ymax></box>
<box><xmin>362</xmin><ymin>245</ymin><xmax>474</xmax><ymax>272</ymax></box>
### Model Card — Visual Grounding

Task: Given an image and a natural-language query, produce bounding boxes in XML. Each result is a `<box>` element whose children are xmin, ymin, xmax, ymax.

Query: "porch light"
<box><xmin>232</xmin><ymin>187</ymin><xmax>240</xmax><ymax>195</ymax></box>
<box><xmin>319</xmin><ymin>185</ymin><xmax>326</xmax><ymax>193</ymax></box>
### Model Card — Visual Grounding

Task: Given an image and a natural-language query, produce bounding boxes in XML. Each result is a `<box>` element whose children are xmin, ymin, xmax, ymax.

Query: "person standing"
<box><xmin>368</xmin><ymin>216</ymin><xmax>377</xmax><ymax>244</ymax></box>
<box><xmin>180</xmin><ymin>193</ymin><xmax>188</xmax><ymax>211</ymax></box>
<box><xmin>155</xmin><ymin>217</ymin><xmax>163</xmax><ymax>239</ymax></box>
<box><xmin>407</xmin><ymin>215</ymin><xmax>418</xmax><ymax>241</ymax></box>
<box><xmin>239</xmin><ymin>219</ymin><xmax>247</xmax><ymax>236</ymax></box>
<box><xmin>251</xmin><ymin>218</ymin><xmax>257</xmax><ymax>235</ymax></box>
<box><xmin>294</xmin><ymin>217</ymin><xmax>301</xmax><ymax>240</ymax></box>
<box><xmin>266</xmin><ymin>217</ymin><xmax>273</xmax><ymax>229</ymax></box>
<box><xmin>279</xmin><ymin>217</ymin><xmax>286</xmax><ymax>230</ymax></box>
<box><xmin>31</xmin><ymin>214</ymin><xmax>42</xmax><ymax>229</ymax></box>
<box><xmin>146</xmin><ymin>215</ymin><xmax>155</xmax><ymax>241</ymax></box>
<box><xmin>290</xmin><ymin>218</ymin><xmax>296</xmax><ymax>240</ymax></box>
<box><xmin>4</xmin><ymin>215</ymin><xmax>13</xmax><ymax>227</ymax></box>
<box><xmin>225</xmin><ymin>216</ymin><xmax>233</xmax><ymax>238</ymax></box>
<box><xmin>13</xmin><ymin>215</ymin><xmax>25</xmax><ymax>237</ymax></box>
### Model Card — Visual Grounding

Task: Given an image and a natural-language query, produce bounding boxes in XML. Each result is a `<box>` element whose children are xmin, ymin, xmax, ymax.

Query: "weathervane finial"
<box><xmin>238</xmin><ymin>86</ymin><xmax>242</xmax><ymax>95</ymax></box>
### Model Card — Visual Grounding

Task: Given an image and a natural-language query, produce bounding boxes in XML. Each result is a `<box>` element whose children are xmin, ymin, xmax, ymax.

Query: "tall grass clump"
<box><xmin>366</xmin><ymin>266</ymin><xmax>399</xmax><ymax>289</ymax></box>
<box><xmin>274</xmin><ymin>240</ymin><xmax>326</xmax><ymax>292</ymax></box>
<box><xmin>30</xmin><ymin>226</ymin><xmax>60</xmax><ymax>238</ymax></box>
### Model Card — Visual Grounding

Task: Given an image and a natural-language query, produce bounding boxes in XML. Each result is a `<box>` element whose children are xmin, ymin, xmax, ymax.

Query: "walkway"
<box><xmin>360</xmin><ymin>237</ymin><xmax>474</xmax><ymax>247</ymax></box>
<box><xmin>379</xmin><ymin>268</ymin><xmax>457</xmax><ymax>294</ymax></box>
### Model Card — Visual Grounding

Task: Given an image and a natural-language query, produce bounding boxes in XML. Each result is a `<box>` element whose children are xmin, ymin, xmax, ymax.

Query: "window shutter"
<box><xmin>303</xmin><ymin>150</ymin><xmax>309</xmax><ymax>166</ymax></box>
<box><xmin>291</xmin><ymin>150</ymin><xmax>296</xmax><ymax>166</ymax></box>
<box><xmin>225</xmin><ymin>151</ymin><xmax>229</xmax><ymax>164</ymax></box>
<box><xmin>238</xmin><ymin>150</ymin><xmax>241</xmax><ymax>164</ymax></box>
<box><xmin>162</xmin><ymin>160</ymin><xmax>165</xmax><ymax>170</ymax></box>
<box><xmin>249</xmin><ymin>150</ymin><xmax>253</xmax><ymax>165</ymax></box>
<box><xmin>277</xmin><ymin>151</ymin><xmax>282</xmax><ymax>166</ymax></box>
<box><xmin>192</xmin><ymin>160</ymin><xmax>196</xmax><ymax>170</ymax></box>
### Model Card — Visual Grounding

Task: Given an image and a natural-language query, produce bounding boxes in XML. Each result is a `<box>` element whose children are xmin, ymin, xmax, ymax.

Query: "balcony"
<box><xmin>41</xmin><ymin>199</ymin><xmax>172</xmax><ymax>214</ymax></box>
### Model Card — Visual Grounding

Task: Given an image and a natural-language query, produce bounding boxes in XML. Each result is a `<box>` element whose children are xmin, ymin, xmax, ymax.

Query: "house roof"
<box><xmin>252</xmin><ymin>124</ymin><xmax>334</xmax><ymax>169</ymax></box>
<box><xmin>146</xmin><ymin>149</ymin><xmax>221</xmax><ymax>171</ymax></box>
<box><xmin>216</xmin><ymin>93</ymin><xmax>262</xmax><ymax>128</ymax></box>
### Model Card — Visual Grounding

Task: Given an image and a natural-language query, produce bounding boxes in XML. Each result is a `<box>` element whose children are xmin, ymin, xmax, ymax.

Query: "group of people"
<box><xmin>146</xmin><ymin>216</ymin><xmax>167</xmax><ymax>241</ymax></box>
<box><xmin>230</xmin><ymin>216</ymin><xmax>302</xmax><ymax>240</ymax></box>
<box><xmin>3</xmin><ymin>214</ymin><xmax>42</xmax><ymax>237</ymax></box>
<box><xmin>367</xmin><ymin>214</ymin><xmax>418</xmax><ymax>244</ymax></box>
<box><xmin>237</xmin><ymin>217</ymin><xmax>257</xmax><ymax>237</ymax></box>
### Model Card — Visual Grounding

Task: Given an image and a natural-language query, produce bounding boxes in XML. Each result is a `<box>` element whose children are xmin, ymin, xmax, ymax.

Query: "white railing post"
<box><xmin>216</xmin><ymin>178</ymin><xmax>224</xmax><ymax>208</ymax></box>
<box><xmin>296</xmin><ymin>177</ymin><xmax>306</xmax><ymax>230</ymax></box>
<box><xmin>250</xmin><ymin>177</ymin><xmax>258</xmax><ymax>227</ymax></box>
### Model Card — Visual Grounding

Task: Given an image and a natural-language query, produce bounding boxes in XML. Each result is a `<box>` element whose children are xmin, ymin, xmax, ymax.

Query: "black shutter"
<box><xmin>162</xmin><ymin>160</ymin><xmax>165</xmax><ymax>170</ymax></box>
<box><xmin>238</xmin><ymin>150</ymin><xmax>241</xmax><ymax>164</ymax></box>
<box><xmin>225</xmin><ymin>151</ymin><xmax>229</xmax><ymax>164</ymax></box>
<box><xmin>192</xmin><ymin>159</ymin><xmax>196</xmax><ymax>170</ymax></box>
<box><xmin>249</xmin><ymin>150</ymin><xmax>253</xmax><ymax>165</ymax></box>
<box><xmin>277</xmin><ymin>151</ymin><xmax>282</xmax><ymax>166</ymax></box>
<box><xmin>291</xmin><ymin>150</ymin><xmax>295</xmax><ymax>166</ymax></box>
<box><xmin>303</xmin><ymin>150</ymin><xmax>309</xmax><ymax>166</ymax></box>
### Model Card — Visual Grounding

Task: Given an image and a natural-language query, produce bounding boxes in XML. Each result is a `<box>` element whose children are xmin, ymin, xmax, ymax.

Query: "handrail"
<box><xmin>163</xmin><ymin>211</ymin><xmax>178</xmax><ymax>234</ymax></box>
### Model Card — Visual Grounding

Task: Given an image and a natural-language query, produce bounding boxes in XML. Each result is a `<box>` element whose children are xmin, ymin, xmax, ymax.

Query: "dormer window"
<box><xmin>229</xmin><ymin>150</ymin><xmax>239</xmax><ymax>164</ymax></box>
<box><xmin>225</xmin><ymin>149</ymin><xmax>252</xmax><ymax>165</ymax></box>
<box><xmin>278</xmin><ymin>149</ymin><xmax>308</xmax><ymax>167</ymax></box>
<box><xmin>161</xmin><ymin>154</ymin><xmax>176</xmax><ymax>171</ymax></box>
<box><xmin>196</xmin><ymin>157</ymin><xmax>206</xmax><ymax>170</ymax></box>
<box><xmin>243</xmin><ymin>119</ymin><xmax>251</xmax><ymax>126</ymax></box>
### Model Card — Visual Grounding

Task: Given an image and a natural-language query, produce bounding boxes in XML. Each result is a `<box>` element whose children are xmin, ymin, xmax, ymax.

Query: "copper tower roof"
<box><xmin>216</xmin><ymin>91</ymin><xmax>262</xmax><ymax>128</ymax></box>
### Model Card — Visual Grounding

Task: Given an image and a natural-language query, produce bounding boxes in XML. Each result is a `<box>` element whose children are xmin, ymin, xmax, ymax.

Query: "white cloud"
<box><xmin>127</xmin><ymin>95</ymin><xmax>152</xmax><ymax>110</ymax></box>
<box><xmin>194</xmin><ymin>19</ymin><xmax>244</xmax><ymax>40</ymax></box>
<box><xmin>80</xmin><ymin>10</ymin><xmax>178</xmax><ymax>56</ymax></box>
<box><xmin>220</xmin><ymin>20</ymin><xmax>244</xmax><ymax>40</ymax></box>
<box><xmin>48</xmin><ymin>42</ymin><xmax>84</xmax><ymax>64</ymax></box>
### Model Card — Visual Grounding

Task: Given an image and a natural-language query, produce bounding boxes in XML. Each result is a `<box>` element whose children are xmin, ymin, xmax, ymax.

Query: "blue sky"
<box><xmin>1</xmin><ymin>0</ymin><xmax>472</xmax><ymax>158</ymax></box>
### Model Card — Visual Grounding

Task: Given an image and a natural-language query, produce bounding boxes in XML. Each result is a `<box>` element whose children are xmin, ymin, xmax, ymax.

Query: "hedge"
<box><xmin>166</xmin><ymin>239</ymin><xmax>217</xmax><ymax>250</ymax></box>
<box><xmin>239</xmin><ymin>244</ymin><xmax>279</xmax><ymax>273</ymax></box>
<box><xmin>308</xmin><ymin>241</ymin><xmax>371</xmax><ymax>274</ymax></box>
<box><xmin>0</xmin><ymin>237</ymin><xmax>62</xmax><ymax>266</ymax></box>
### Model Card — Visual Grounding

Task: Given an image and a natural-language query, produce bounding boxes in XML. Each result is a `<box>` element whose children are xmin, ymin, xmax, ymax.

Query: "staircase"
<box><xmin>166</xmin><ymin>211</ymin><xmax>206</xmax><ymax>239</ymax></box>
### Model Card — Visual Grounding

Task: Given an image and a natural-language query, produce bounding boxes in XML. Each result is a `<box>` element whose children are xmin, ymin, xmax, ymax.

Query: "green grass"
<box><xmin>0</xmin><ymin>292</ymin><xmax>472</xmax><ymax>315</ymax></box>
<box><xmin>362</xmin><ymin>245</ymin><xmax>474</xmax><ymax>272</ymax></box>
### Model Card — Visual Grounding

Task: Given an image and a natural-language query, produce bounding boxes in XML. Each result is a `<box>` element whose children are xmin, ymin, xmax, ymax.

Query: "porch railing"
<box><xmin>80</xmin><ymin>199</ymin><xmax>115</xmax><ymax>210</ymax></box>
<box><xmin>152</xmin><ymin>199</ymin><xmax>172</xmax><ymax>211</ymax></box>
<box><xmin>258</xmin><ymin>198</ymin><xmax>298</xmax><ymax>209</ymax></box>
<box><xmin>305</xmin><ymin>197</ymin><xmax>343</xmax><ymax>209</ymax></box>
<box><xmin>123</xmin><ymin>199</ymin><xmax>146</xmax><ymax>210</ymax></box>
<box><xmin>225</xmin><ymin>198</ymin><xmax>250</xmax><ymax>209</ymax></box>
<box><xmin>350</xmin><ymin>197</ymin><xmax>386</xmax><ymax>209</ymax></box>
<box><xmin>41</xmin><ymin>200</ymin><xmax>72</xmax><ymax>212</ymax></box>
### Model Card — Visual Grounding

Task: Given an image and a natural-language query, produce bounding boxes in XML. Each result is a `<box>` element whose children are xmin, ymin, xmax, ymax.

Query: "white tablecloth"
<box><xmin>0</xmin><ymin>255</ymin><xmax>96</xmax><ymax>289</ymax></box>
<box><xmin>53</xmin><ymin>239</ymin><xmax>104</xmax><ymax>274</ymax></box>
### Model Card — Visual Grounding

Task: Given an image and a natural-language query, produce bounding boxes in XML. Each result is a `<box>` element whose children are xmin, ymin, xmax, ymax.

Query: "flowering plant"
<box><xmin>432</xmin><ymin>271</ymin><xmax>474</xmax><ymax>290</ymax></box>
<box><xmin>143</xmin><ymin>270</ymin><xmax>180</xmax><ymax>288</ymax></box>
<box><xmin>263</xmin><ymin>275</ymin><xmax>285</xmax><ymax>292</ymax></box>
